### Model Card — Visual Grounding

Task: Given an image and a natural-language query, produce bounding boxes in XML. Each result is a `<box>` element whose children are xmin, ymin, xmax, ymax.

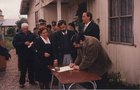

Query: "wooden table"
<box><xmin>50</xmin><ymin>67</ymin><xmax>101</xmax><ymax>90</ymax></box>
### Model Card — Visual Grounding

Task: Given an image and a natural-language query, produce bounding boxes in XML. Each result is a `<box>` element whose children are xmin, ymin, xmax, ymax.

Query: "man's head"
<box><xmin>82</xmin><ymin>12</ymin><xmax>93</xmax><ymax>24</ymax></box>
<box><xmin>33</xmin><ymin>27</ymin><xmax>38</xmax><ymax>35</ymax></box>
<box><xmin>39</xmin><ymin>19</ymin><xmax>46</xmax><ymax>29</ymax></box>
<box><xmin>46</xmin><ymin>24</ymin><xmax>52</xmax><ymax>31</ymax></box>
<box><xmin>39</xmin><ymin>19</ymin><xmax>46</xmax><ymax>25</ymax></box>
<box><xmin>71</xmin><ymin>34</ymin><xmax>85</xmax><ymax>48</ymax></box>
<box><xmin>57</xmin><ymin>20</ymin><xmax>67</xmax><ymax>30</ymax></box>
<box><xmin>51</xmin><ymin>21</ymin><xmax>57</xmax><ymax>27</ymax></box>
<box><xmin>68</xmin><ymin>22</ymin><xmax>75</xmax><ymax>31</ymax></box>
<box><xmin>21</xmin><ymin>23</ymin><xmax>29</xmax><ymax>33</ymax></box>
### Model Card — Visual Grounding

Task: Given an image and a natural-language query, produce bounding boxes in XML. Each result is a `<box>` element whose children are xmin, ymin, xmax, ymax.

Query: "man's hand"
<box><xmin>73</xmin><ymin>65</ymin><xmax>80</xmax><ymax>70</ymax></box>
<box><xmin>44</xmin><ymin>53</ymin><xmax>50</xmax><ymax>58</ymax></box>
<box><xmin>69</xmin><ymin>63</ymin><xmax>76</xmax><ymax>68</ymax></box>
<box><xmin>25</xmin><ymin>41</ymin><xmax>30</xmax><ymax>46</ymax></box>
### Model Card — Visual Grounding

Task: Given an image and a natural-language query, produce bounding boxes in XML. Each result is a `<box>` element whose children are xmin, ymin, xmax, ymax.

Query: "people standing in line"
<box><xmin>13</xmin><ymin>23</ymin><xmax>37</xmax><ymax>88</ymax></box>
<box><xmin>82</xmin><ymin>12</ymin><xmax>100</xmax><ymax>40</ymax></box>
<box><xmin>70</xmin><ymin>34</ymin><xmax>112</xmax><ymax>89</ymax></box>
<box><xmin>34</xmin><ymin>28</ymin><xmax>53</xmax><ymax>89</ymax></box>
<box><xmin>52</xmin><ymin>20</ymin><xmax>76</xmax><ymax>65</ymax></box>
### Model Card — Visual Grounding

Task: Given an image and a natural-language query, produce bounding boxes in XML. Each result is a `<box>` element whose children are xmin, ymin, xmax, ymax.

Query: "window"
<box><xmin>109</xmin><ymin>0</ymin><xmax>134</xmax><ymax>44</ymax></box>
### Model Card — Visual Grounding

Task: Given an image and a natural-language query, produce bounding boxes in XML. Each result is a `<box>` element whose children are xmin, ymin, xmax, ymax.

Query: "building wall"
<box><xmin>44</xmin><ymin>3</ymin><xmax>69</xmax><ymax>24</ymax></box>
<box><xmin>94</xmin><ymin>0</ymin><xmax>140</xmax><ymax>84</ymax></box>
<box><xmin>28</xmin><ymin>0</ymin><xmax>45</xmax><ymax>30</ymax></box>
<box><xmin>67</xmin><ymin>1</ymin><xmax>78</xmax><ymax>23</ymax></box>
<box><xmin>0</xmin><ymin>15</ymin><xmax>4</xmax><ymax>21</ymax></box>
<box><xmin>44</xmin><ymin>4</ymin><xmax>57</xmax><ymax>24</ymax></box>
<box><xmin>27</xmin><ymin>0</ymin><xmax>36</xmax><ymax>30</ymax></box>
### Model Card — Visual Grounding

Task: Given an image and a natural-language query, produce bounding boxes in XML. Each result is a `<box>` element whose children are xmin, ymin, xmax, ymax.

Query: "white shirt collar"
<box><xmin>62</xmin><ymin>30</ymin><xmax>67</xmax><ymax>35</ymax></box>
<box><xmin>40</xmin><ymin>36</ymin><xmax>51</xmax><ymax>44</ymax></box>
<box><xmin>85</xmin><ymin>21</ymin><xmax>91</xmax><ymax>27</ymax></box>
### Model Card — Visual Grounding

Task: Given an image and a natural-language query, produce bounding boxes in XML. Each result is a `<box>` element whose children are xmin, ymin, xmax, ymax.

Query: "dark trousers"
<box><xmin>19</xmin><ymin>56</ymin><xmax>35</xmax><ymax>84</ymax></box>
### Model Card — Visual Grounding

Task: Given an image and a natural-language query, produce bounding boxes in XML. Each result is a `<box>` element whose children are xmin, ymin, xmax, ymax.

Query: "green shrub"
<box><xmin>7</xmin><ymin>27</ymin><xmax>15</xmax><ymax>36</ymax></box>
<box><xmin>5</xmin><ymin>36</ymin><xmax>14</xmax><ymax>50</ymax></box>
<box><xmin>107</xmin><ymin>72</ymin><xmax>140</xmax><ymax>89</ymax></box>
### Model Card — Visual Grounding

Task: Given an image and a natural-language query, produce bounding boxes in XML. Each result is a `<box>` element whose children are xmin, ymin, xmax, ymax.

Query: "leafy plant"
<box><xmin>7</xmin><ymin>27</ymin><xmax>15</xmax><ymax>36</ymax></box>
<box><xmin>107</xmin><ymin>72</ymin><xmax>140</xmax><ymax>89</ymax></box>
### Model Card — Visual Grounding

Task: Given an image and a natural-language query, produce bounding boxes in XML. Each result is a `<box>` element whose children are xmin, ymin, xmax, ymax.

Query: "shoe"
<box><xmin>29</xmin><ymin>82</ymin><xmax>38</xmax><ymax>85</ymax></box>
<box><xmin>19</xmin><ymin>84</ymin><xmax>24</xmax><ymax>88</ymax></box>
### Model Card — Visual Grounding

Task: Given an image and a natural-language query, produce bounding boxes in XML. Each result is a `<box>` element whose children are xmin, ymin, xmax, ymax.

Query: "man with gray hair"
<box><xmin>13</xmin><ymin>23</ymin><xmax>37</xmax><ymax>88</ymax></box>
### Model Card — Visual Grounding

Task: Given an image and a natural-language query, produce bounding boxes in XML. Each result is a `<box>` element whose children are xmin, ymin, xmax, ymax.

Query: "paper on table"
<box><xmin>58</xmin><ymin>66</ymin><xmax>73</xmax><ymax>72</ymax></box>
<box><xmin>52</xmin><ymin>66</ymin><xmax>73</xmax><ymax>72</ymax></box>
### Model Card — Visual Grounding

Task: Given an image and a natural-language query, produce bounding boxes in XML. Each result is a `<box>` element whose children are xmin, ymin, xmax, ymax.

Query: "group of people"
<box><xmin>12</xmin><ymin>11</ymin><xmax>112</xmax><ymax>89</ymax></box>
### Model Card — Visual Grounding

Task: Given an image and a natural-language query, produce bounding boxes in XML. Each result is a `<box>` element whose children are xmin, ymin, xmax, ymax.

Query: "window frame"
<box><xmin>108</xmin><ymin>0</ymin><xmax>134</xmax><ymax>46</ymax></box>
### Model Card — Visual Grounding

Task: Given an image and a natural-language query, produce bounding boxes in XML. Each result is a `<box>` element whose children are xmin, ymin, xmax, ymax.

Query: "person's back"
<box><xmin>71</xmin><ymin>34</ymin><xmax>112</xmax><ymax>89</ymax></box>
<box><xmin>74</xmin><ymin>35</ymin><xmax>112</xmax><ymax>76</ymax></box>
<box><xmin>84</xmin><ymin>36</ymin><xmax>112</xmax><ymax>76</ymax></box>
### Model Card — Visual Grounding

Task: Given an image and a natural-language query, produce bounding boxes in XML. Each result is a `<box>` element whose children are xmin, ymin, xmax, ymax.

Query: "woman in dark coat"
<box><xmin>34</xmin><ymin>28</ymin><xmax>53</xmax><ymax>89</ymax></box>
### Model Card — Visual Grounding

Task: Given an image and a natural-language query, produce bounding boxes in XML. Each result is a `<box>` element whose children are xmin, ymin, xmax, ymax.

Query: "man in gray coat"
<box><xmin>70</xmin><ymin>34</ymin><xmax>112</xmax><ymax>88</ymax></box>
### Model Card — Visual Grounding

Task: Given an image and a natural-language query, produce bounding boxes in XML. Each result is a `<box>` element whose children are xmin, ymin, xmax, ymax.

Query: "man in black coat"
<box><xmin>13</xmin><ymin>23</ymin><xmax>36</xmax><ymax>88</ymax></box>
<box><xmin>82</xmin><ymin>12</ymin><xmax>100</xmax><ymax>40</ymax></box>
<box><xmin>52</xmin><ymin>20</ymin><xmax>76</xmax><ymax>65</ymax></box>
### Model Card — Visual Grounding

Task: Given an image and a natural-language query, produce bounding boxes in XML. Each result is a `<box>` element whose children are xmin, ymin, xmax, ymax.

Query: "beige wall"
<box><xmin>67</xmin><ymin>1</ymin><xmax>78</xmax><ymax>23</ymax></box>
<box><xmin>95</xmin><ymin>0</ymin><xmax>140</xmax><ymax>84</ymax></box>
<box><xmin>27</xmin><ymin>0</ymin><xmax>36</xmax><ymax>30</ymax></box>
<box><xmin>44</xmin><ymin>4</ymin><xmax>57</xmax><ymax>24</ymax></box>
<box><xmin>0</xmin><ymin>15</ymin><xmax>4</xmax><ymax>21</ymax></box>
<box><xmin>28</xmin><ymin>0</ymin><xmax>46</xmax><ymax>30</ymax></box>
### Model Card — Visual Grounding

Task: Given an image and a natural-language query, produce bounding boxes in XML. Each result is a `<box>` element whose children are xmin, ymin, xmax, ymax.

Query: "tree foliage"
<box><xmin>16</xmin><ymin>18</ymin><xmax>28</xmax><ymax>30</ymax></box>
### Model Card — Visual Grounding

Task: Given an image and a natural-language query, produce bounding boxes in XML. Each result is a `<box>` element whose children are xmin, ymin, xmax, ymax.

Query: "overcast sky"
<box><xmin>0</xmin><ymin>0</ymin><xmax>25</xmax><ymax>19</ymax></box>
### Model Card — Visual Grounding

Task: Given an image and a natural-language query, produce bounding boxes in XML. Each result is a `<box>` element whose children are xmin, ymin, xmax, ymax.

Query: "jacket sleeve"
<box><xmin>74</xmin><ymin>49</ymin><xmax>82</xmax><ymax>65</ymax></box>
<box><xmin>79</xmin><ymin>44</ymin><xmax>99</xmax><ymax>70</ymax></box>
<box><xmin>52</xmin><ymin>33</ymin><xmax>58</xmax><ymax>59</ymax></box>
<box><xmin>34</xmin><ymin>39</ymin><xmax>46</xmax><ymax>57</ymax></box>
<box><xmin>12</xmin><ymin>34</ymin><xmax>26</xmax><ymax>48</ymax></box>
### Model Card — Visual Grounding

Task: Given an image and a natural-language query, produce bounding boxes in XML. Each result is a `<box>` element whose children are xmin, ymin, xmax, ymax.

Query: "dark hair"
<box><xmin>39</xmin><ymin>19</ymin><xmax>46</xmax><ymax>25</ymax></box>
<box><xmin>38</xmin><ymin>28</ymin><xmax>47</xmax><ymax>35</ymax></box>
<box><xmin>33</xmin><ymin>27</ymin><xmax>38</xmax><ymax>31</ymax></box>
<box><xmin>57</xmin><ymin>20</ymin><xmax>66</xmax><ymax>27</ymax></box>
<box><xmin>39</xmin><ymin>19</ymin><xmax>46</xmax><ymax>23</ymax></box>
<box><xmin>71</xmin><ymin>34</ymin><xmax>85</xmax><ymax>44</ymax></box>
<box><xmin>47</xmin><ymin>24</ymin><xmax>52</xmax><ymax>30</ymax></box>
<box><xmin>68</xmin><ymin>22</ymin><xmax>75</xmax><ymax>30</ymax></box>
<box><xmin>84</xmin><ymin>12</ymin><xmax>93</xmax><ymax>21</ymax></box>
<box><xmin>51</xmin><ymin>21</ymin><xmax>57</xmax><ymax>26</ymax></box>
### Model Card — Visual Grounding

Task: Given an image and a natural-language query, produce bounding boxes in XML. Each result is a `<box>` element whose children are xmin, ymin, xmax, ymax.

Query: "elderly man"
<box><xmin>70</xmin><ymin>34</ymin><xmax>112</xmax><ymax>88</ymax></box>
<box><xmin>13</xmin><ymin>23</ymin><xmax>36</xmax><ymax>88</ymax></box>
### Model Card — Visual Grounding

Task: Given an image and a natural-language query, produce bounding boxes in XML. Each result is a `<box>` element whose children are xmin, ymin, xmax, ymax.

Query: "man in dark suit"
<box><xmin>52</xmin><ymin>20</ymin><xmax>76</xmax><ymax>65</ymax></box>
<box><xmin>13</xmin><ymin>23</ymin><xmax>37</xmax><ymax>88</ymax></box>
<box><xmin>82</xmin><ymin>12</ymin><xmax>100</xmax><ymax>40</ymax></box>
